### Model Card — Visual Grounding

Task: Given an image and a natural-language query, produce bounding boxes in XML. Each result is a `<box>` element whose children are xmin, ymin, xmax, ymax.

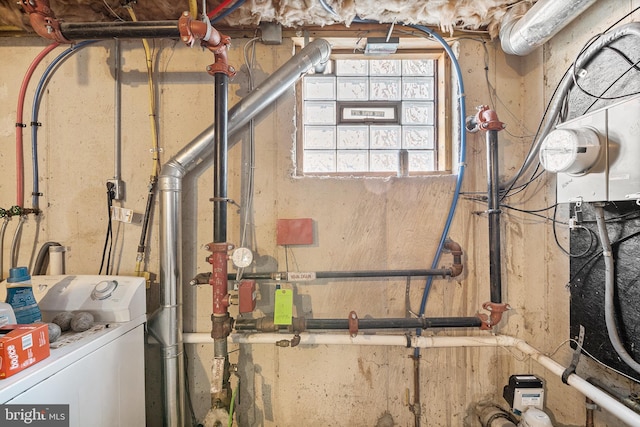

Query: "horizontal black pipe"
<box><xmin>226</xmin><ymin>269</ymin><xmax>453</xmax><ymax>281</ymax></box>
<box><xmin>234</xmin><ymin>316</ymin><xmax>482</xmax><ymax>331</ymax></box>
<box><xmin>307</xmin><ymin>317</ymin><xmax>482</xmax><ymax>329</ymax></box>
<box><xmin>60</xmin><ymin>21</ymin><xmax>179</xmax><ymax>40</ymax></box>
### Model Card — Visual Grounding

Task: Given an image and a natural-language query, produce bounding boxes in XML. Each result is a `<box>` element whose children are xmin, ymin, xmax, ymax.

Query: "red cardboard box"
<box><xmin>0</xmin><ymin>323</ymin><xmax>50</xmax><ymax>379</ymax></box>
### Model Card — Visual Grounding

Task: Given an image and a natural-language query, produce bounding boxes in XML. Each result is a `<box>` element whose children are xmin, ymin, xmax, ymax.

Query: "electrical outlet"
<box><xmin>107</xmin><ymin>179</ymin><xmax>125</xmax><ymax>200</ymax></box>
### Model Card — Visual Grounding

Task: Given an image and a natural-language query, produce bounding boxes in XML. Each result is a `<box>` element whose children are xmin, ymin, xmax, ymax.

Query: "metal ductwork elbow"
<box><xmin>500</xmin><ymin>0</ymin><xmax>597</xmax><ymax>56</ymax></box>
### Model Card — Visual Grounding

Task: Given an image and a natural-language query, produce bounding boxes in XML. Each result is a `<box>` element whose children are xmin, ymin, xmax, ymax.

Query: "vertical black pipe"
<box><xmin>214</xmin><ymin>73</ymin><xmax>228</xmax><ymax>243</ymax></box>
<box><xmin>487</xmin><ymin>129</ymin><xmax>502</xmax><ymax>303</ymax></box>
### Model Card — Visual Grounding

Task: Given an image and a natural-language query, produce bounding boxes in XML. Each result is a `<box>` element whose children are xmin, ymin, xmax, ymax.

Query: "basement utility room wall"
<box><xmin>1</xmin><ymin>0</ymin><xmax>639</xmax><ymax>425</ymax></box>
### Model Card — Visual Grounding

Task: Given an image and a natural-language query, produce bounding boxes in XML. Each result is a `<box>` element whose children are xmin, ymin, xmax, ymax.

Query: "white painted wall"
<box><xmin>0</xmin><ymin>1</ymin><xmax>639</xmax><ymax>425</ymax></box>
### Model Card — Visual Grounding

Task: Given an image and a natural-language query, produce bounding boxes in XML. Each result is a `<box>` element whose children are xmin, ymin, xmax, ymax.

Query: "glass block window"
<box><xmin>300</xmin><ymin>55</ymin><xmax>445</xmax><ymax>176</ymax></box>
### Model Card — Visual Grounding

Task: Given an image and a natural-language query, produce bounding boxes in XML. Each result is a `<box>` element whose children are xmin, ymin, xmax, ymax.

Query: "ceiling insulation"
<box><xmin>1</xmin><ymin>0</ymin><xmax>534</xmax><ymax>38</ymax></box>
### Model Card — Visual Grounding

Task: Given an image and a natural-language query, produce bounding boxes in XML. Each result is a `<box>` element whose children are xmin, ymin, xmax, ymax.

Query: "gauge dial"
<box><xmin>232</xmin><ymin>247</ymin><xmax>253</xmax><ymax>268</ymax></box>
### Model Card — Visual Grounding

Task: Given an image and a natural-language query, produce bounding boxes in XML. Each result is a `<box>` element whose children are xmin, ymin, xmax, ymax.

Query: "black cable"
<box><xmin>569</xmin><ymin>6</ymin><xmax>640</xmax><ymax>103</ymax></box>
<box><xmin>572</xmin><ymin>56</ymin><xmax>640</xmax><ymax>101</ymax></box>
<box><xmin>501</xmin><ymin>204</ymin><xmax>568</xmax><ymax>224</ymax></box>
<box><xmin>508</xmin><ymin>203</ymin><xmax>558</xmax><ymax>214</ymax></box>
<box><xmin>499</xmin><ymin>66</ymin><xmax>569</xmax><ymax>200</ymax></box>
<box><xmin>99</xmin><ymin>183</ymin><xmax>115</xmax><ymax>275</ymax></box>
<box><xmin>552</xmin><ymin>203</ymin><xmax>598</xmax><ymax>258</ymax></box>
<box><xmin>582</xmin><ymin>48</ymin><xmax>640</xmax><ymax>114</ymax></box>
<box><xmin>604</xmin><ymin>45</ymin><xmax>640</xmax><ymax>72</ymax></box>
<box><xmin>464</xmin><ymin>196</ymin><xmax>567</xmax><ymax>225</ymax></box>
<box><xmin>502</xmin><ymin>166</ymin><xmax>545</xmax><ymax>200</ymax></box>
<box><xmin>568</xmin><ymin>230</ymin><xmax>640</xmax><ymax>286</ymax></box>
<box><xmin>576</xmin><ymin>234</ymin><xmax>639</xmax><ymax>297</ymax></box>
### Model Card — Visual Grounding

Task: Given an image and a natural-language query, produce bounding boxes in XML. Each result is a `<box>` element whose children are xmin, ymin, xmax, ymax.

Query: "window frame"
<box><xmin>295</xmin><ymin>49</ymin><xmax>451</xmax><ymax>177</ymax></box>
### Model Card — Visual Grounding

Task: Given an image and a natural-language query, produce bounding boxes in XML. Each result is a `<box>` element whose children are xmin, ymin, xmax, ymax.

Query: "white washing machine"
<box><xmin>0</xmin><ymin>275</ymin><xmax>147</xmax><ymax>427</ymax></box>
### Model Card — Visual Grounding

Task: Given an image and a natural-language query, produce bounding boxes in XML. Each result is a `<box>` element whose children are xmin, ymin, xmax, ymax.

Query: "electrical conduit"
<box><xmin>593</xmin><ymin>203</ymin><xmax>640</xmax><ymax>374</ymax></box>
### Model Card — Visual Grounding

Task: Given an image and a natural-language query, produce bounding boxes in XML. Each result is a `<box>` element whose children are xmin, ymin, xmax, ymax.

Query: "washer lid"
<box><xmin>31</xmin><ymin>275</ymin><xmax>146</xmax><ymax>323</ymax></box>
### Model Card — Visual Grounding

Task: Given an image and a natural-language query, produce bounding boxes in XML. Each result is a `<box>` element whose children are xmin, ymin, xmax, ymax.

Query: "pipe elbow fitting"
<box><xmin>444</xmin><ymin>240</ymin><xmax>464</xmax><ymax>277</ymax></box>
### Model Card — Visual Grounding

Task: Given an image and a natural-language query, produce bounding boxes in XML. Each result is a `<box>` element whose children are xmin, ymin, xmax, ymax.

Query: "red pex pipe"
<box><xmin>16</xmin><ymin>42</ymin><xmax>60</xmax><ymax>208</ymax></box>
<box><xmin>206</xmin><ymin>0</ymin><xmax>234</xmax><ymax>19</ymax></box>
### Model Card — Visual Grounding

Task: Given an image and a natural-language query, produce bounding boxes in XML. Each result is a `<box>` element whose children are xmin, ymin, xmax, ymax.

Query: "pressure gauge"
<box><xmin>539</xmin><ymin>128</ymin><xmax>601</xmax><ymax>174</ymax></box>
<box><xmin>232</xmin><ymin>247</ymin><xmax>253</xmax><ymax>268</ymax></box>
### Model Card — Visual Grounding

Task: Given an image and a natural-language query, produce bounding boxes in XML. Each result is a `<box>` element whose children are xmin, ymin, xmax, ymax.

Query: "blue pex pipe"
<box><xmin>31</xmin><ymin>41</ymin><xmax>97</xmax><ymax>210</ymax></box>
<box><xmin>347</xmin><ymin>18</ymin><xmax>468</xmax><ymax>331</ymax></box>
<box><xmin>406</xmin><ymin>25</ymin><xmax>467</xmax><ymax>331</ymax></box>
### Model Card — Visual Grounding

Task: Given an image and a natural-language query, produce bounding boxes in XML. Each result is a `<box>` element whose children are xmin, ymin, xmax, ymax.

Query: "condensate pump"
<box><xmin>503</xmin><ymin>374</ymin><xmax>544</xmax><ymax>415</ymax></box>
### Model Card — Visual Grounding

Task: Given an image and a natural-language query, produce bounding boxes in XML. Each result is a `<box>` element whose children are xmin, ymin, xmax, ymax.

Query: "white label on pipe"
<box><xmin>210</xmin><ymin>357</ymin><xmax>225</xmax><ymax>394</ymax></box>
<box><xmin>287</xmin><ymin>272</ymin><xmax>316</xmax><ymax>281</ymax></box>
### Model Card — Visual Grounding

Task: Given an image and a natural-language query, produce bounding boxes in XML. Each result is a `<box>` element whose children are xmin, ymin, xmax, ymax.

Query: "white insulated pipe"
<box><xmin>500</xmin><ymin>0</ymin><xmax>597</xmax><ymax>56</ymax></box>
<box><xmin>182</xmin><ymin>332</ymin><xmax>640</xmax><ymax>426</ymax></box>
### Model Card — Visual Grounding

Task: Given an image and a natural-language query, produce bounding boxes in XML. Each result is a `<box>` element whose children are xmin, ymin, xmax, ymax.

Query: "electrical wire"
<box><xmin>127</xmin><ymin>5</ymin><xmax>161</xmax><ymax>278</ymax></box>
<box><xmin>188</xmin><ymin>0</ymin><xmax>198</xmax><ymax>18</ymax></box>
<box><xmin>594</xmin><ymin>203</ymin><xmax>640</xmax><ymax>375</ymax></box>
<box><xmin>99</xmin><ymin>184</ymin><xmax>115</xmax><ymax>275</ymax></box>
<box><xmin>235</xmin><ymin>36</ymin><xmax>260</xmax><ymax>282</ymax></box>
<box><xmin>571</xmin><ymin>56</ymin><xmax>640</xmax><ymax>101</ymax></box>
<box><xmin>581</xmin><ymin>48</ymin><xmax>640</xmax><ymax>115</ymax></box>
<box><xmin>16</xmin><ymin>42</ymin><xmax>60</xmax><ymax>208</ymax></box>
<box><xmin>551</xmin><ymin>202</ymin><xmax>597</xmax><ymax>258</ymax></box>
<box><xmin>102</xmin><ymin>0</ymin><xmax>125</xmax><ymax>21</ymax></box>
<box><xmin>567</xmin><ymin>230</ymin><xmax>640</xmax><ymax>287</ymax></box>
<box><xmin>126</xmin><ymin>6</ymin><xmax>161</xmax><ymax>178</ymax></box>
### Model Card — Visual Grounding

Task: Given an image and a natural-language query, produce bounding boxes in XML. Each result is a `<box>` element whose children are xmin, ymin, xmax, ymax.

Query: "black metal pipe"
<box><xmin>59</xmin><ymin>21</ymin><xmax>179</xmax><ymax>40</ymax></box>
<box><xmin>487</xmin><ymin>129</ymin><xmax>502</xmax><ymax>303</ymax></box>
<box><xmin>214</xmin><ymin>73</ymin><xmax>228</xmax><ymax>243</ymax></box>
<box><xmin>234</xmin><ymin>316</ymin><xmax>482</xmax><ymax>331</ymax></box>
<box><xmin>226</xmin><ymin>269</ymin><xmax>454</xmax><ymax>281</ymax></box>
<box><xmin>411</xmin><ymin>355</ymin><xmax>421</xmax><ymax>427</ymax></box>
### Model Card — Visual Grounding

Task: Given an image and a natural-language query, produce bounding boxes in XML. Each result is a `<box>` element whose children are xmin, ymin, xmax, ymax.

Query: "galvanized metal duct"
<box><xmin>499</xmin><ymin>0</ymin><xmax>597</xmax><ymax>56</ymax></box>
<box><xmin>147</xmin><ymin>38</ymin><xmax>331</xmax><ymax>427</ymax></box>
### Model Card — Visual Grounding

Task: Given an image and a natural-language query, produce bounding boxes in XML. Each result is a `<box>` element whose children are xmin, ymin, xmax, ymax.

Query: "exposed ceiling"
<box><xmin>1</xmin><ymin>0</ymin><xmax>535</xmax><ymax>38</ymax></box>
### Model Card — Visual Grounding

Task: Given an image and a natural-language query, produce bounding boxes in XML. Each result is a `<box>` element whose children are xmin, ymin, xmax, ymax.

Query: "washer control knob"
<box><xmin>92</xmin><ymin>280</ymin><xmax>118</xmax><ymax>300</ymax></box>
